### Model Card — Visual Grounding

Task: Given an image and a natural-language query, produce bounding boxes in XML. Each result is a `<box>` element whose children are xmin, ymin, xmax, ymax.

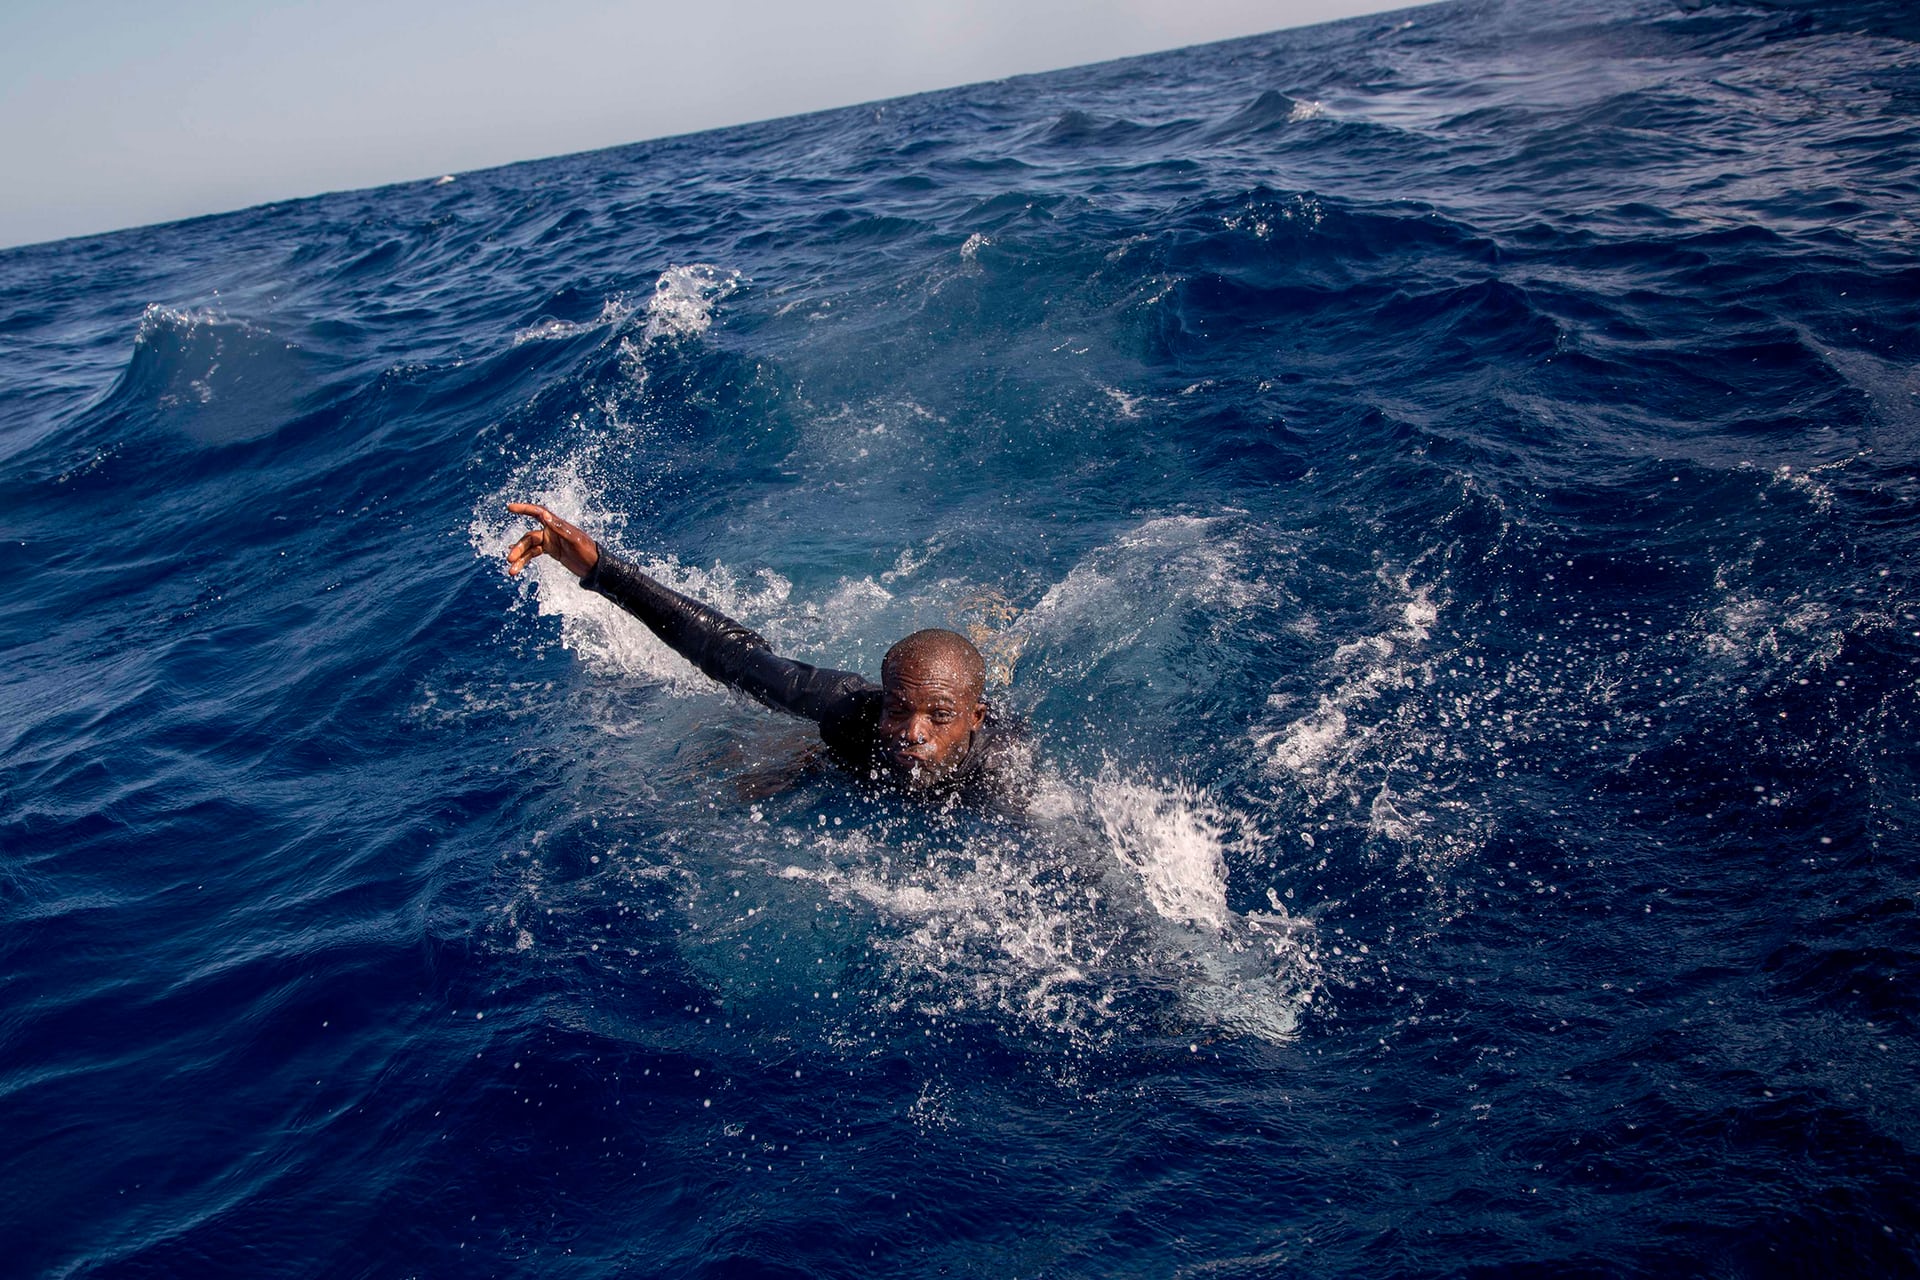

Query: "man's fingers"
<box><xmin>507</xmin><ymin>501</ymin><xmax>582</xmax><ymax>540</ymax></box>
<box><xmin>505</xmin><ymin>500</ymin><xmax>595</xmax><ymax>578</ymax></box>
<box><xmin>505</xmin><ymin>529</ymin><xmax>548</xmax><ymax>574</ymax></box>
<box><xmin>505</xmin><ymin>502</ymin><xmax>564</xmax><ymax>573</ymax></box>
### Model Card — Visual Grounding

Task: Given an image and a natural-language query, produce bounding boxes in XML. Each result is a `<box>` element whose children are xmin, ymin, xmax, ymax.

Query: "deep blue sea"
<box><xmin>5</xmin><ymin>0</ymin><xmax>1920</xmax><ymax>1274</ymax></box>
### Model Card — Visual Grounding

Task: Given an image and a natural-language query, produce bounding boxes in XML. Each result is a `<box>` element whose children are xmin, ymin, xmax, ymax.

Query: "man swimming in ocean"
<box><xmin>505</xmin><ymin>503</ymin><xmax>1022</xmax><ymax>798</ymax></box>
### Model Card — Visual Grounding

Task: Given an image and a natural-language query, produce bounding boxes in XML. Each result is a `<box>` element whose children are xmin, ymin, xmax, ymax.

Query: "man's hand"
<box><xmin>505</xmin><ymin>503</ymin><xmax>600</xmax><ymax>579</ymax></box>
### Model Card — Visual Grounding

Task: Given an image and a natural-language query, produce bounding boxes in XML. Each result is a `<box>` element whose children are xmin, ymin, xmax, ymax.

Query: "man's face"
<box><xmin>876</xmin><ymin>654</ymin><xmax>986</xmax><ymax>787</ymax></box>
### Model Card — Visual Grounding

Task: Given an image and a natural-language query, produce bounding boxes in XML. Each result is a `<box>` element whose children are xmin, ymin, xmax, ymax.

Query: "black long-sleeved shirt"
<box><xmin>581</xmin><ymin>549</ymin><xmax>1021</xmax><ymax>795</ymax></box>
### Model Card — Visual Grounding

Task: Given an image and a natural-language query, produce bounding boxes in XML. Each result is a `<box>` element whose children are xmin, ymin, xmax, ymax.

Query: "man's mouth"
<box><xmin>890</xmin><ymin>747</ymin><xmax>930</xmax><ymax>771</ymax></box>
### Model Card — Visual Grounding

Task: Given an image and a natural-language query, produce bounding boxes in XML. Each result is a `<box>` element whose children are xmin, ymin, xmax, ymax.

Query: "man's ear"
<box><xmin>972</xmin><ymin>702</ymin><xmax>988</xmax><ymax>728</ymax></box>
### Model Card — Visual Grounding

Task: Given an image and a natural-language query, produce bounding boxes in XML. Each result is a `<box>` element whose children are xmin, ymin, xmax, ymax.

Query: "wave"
<box><xmin>103</xmin><ymin>304</ymin><xmax>313</xmax><ymax>445</ymax></box>
<box><xmin>1203</xmin><ymin>89</ymin><xmax>1330</xmax><ymax>141</ymax></box>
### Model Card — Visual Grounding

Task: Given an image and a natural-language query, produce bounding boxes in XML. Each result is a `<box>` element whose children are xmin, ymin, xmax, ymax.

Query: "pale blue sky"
<box><xmin>1</xmin><ymin>0</ymin><xmax>1433</xmax><ymax>250</ymax></box>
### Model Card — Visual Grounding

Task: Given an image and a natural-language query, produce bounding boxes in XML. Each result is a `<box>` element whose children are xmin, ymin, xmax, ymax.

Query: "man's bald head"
<box><xmin>882</xmin><ymin>629</ymin><xmax>987</xmax><ymax>702</ymax></box>
<box><xmin>876</xmin><ymin>629</ymin><xmax>989</xmax><ymax>787</ymax></box>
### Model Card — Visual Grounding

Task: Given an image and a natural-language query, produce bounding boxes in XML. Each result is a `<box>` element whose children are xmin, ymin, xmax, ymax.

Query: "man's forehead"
<box><xmin>882</xmin><ymin>628</ymin><xmax>987</xmax><ymax>700</ymax></box>
<box><xmin>883</xmin><ymin>655</ymin><xmax>978</xmax><ymax>696</ymax></box>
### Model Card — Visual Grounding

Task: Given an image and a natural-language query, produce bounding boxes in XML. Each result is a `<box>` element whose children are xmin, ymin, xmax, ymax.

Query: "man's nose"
<box><xmin>905</xmin><ymin>715</ymin><xmax>930</xmax><ymax>742</ymax></box>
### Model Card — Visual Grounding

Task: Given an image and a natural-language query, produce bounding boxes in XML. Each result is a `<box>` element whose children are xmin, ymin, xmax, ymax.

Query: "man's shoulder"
<box><xmin>816</xmin><ymin>682</ymin><xmax>882</xmax><ymax>752</ymax></box>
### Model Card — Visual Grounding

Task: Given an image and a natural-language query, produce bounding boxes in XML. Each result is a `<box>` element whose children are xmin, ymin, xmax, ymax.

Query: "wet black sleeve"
<box><xmin>580</xmin><ymin>548</ymin><xmax>875</xmax><ymax>722</ymax></box>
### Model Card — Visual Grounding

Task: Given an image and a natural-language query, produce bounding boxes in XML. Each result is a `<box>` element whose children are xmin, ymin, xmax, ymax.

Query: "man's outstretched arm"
<box><xmin>504</xmin><ymin>503</ymin><xmax>869</xmax><ymax>721</ymax></box>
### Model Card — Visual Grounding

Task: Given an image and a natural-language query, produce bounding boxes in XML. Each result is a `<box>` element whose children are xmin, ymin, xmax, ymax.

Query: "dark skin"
<box><xmin>877</xmin><ymin>652</ymin><xmax>988</xmax><ymax>785</ymax></box>
<box><xmin>506</xmin><ymin>503</ymin><xmax>988</xmax><ymax>785</ymax></box>
<box><xmin>505</xmin><ymin>501</ymin><xmax>598</xmax><ymax>579</ymax></box>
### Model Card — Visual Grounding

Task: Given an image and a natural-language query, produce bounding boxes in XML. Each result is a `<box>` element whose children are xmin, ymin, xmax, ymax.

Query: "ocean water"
<box><xmin>4</xmin><ymin>0</ymin><xmax>1919</xmax><ymax>1274</ymax></box>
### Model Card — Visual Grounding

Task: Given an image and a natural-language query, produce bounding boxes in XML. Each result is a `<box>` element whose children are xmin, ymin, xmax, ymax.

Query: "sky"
<box><xmin>0</xmin><ymin>0</ymin><xmax>1437</xmax><ymax>251</ymax></box>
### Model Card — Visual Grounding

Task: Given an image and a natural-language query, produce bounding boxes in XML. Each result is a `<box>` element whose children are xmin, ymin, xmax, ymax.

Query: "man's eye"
<box><xmin>931</xmin><ymin>712</ymin><xmax>954</xmax><ymax>724</ymax></box>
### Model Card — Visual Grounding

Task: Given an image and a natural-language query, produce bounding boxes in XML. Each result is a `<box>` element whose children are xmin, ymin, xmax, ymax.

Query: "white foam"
<box><xmin>1240</xmin><ymin>561</ymin><xmax>1500</xmax><ymax>892</ymax></box>
<box><xmin>1102</xmin><ymin>386</ymin><xmax>1144</xmax><ymax>419</ymax></box>
<box><xmin>879</xmin><ymin>539</ymin><xmax>941</xmax><ymax>584</ymax></box>
<box><xmin>1089</xmin><ymin>769</ymin><xmax>1231</xmax><ymax>930</ymax></box>
<box><xmin>1084</xmin><ymin>768</ymin><xmax>1317</xmax><ymax>1041</ymax></box>
<box><xmin>1255</xmin><ymin>572</ymin><xmax>1437</xmax><ymax>781</ymax></box>
<box><xmin>643</xmin><ymin>264</ymin><xmax>742</xmax><ymax>341</ymax></box>
<box><xmin>771</xmin><ymin>765</ymin><xmax>1316</xmax><ymax>1045</ymax></box>
<box><xmin>505</xmin><ymin>264</ymin><xmax>738</xmax><ymax>354</ymax></box>
<box><xmin>781</xmin><ymin>836</ymin><xmax>1111</xmax><ymax>1037</ymax></box>
<box><xmin>511</xmin><ymin>298</ymin><xmax>635</xmax><ymax>346</ymax></box>
<box><xmin>1700</xmin><ymin>570</ymin><xmax>1847</xmax><ymax>674</ymax></box>
<box><xmin>1264</xmin><ymin>699</ymin><xmax>1352</xmax><ymax>773</ymax></box>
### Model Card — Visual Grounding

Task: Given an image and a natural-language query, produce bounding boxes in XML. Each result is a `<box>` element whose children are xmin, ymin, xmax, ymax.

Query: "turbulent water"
<box><xmin>5</xmin><ymin>0</ymin><xmax>1920</xmax><ymax>1274</ymax></box>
